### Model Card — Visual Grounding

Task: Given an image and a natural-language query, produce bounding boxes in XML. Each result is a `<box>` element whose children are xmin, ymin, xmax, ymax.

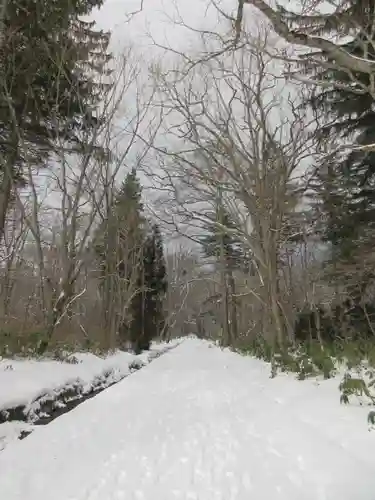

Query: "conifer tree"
<box><xmin>150</xmin><ymin>224</ymin><xmax>168</xmax><ymax>338</ymax></box>
<box><xmin>200</xmin><ymin>208</ymin><xmax>245</xmax><ymax>269</ymax></box>
<box><xmin>95</xmin><ymin>168</ymin><xmax>145</xmax><ymax>348</ymax></box>
<box><xmin>0</xmin><ymin>0</ymin><xmax>111</xmax><ymax>241</ymax></box>
<box><xmin>129</xmin><ymin>224</ymin><xmax>168</xmax><ymax>353</ymax></box>
<box><xmin>113</xmin><ymin>168</ymin><xmax>145</xmax><ymax>279</ymax></box>
<box><xmin>277</xmin><ymin>0</ymin><xmax>375</xmax><ymax>298</ymax></box>
<box><xmin>199</xmin><ymin>207</ymin><xmax>247</xmax><ymax>344</ymax></box>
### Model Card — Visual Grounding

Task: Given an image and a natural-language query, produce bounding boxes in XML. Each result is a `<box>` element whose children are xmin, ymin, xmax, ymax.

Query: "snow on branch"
<box><xmin>242</xmin><ymin>0</ymin><xmax>375</xmax><ymax>75</ymax></box>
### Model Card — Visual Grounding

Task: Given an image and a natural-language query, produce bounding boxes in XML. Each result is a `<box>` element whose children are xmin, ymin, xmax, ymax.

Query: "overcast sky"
<box><xmin>93</xmin><ymin>0</ymin><xmax>229</xmax><ymax>60</ymax></box>
<box><xmin>87</xmin><ymin>0</ymin><xmax>302</xmax><ymax>248</ymax></box>
<box><xmin>91</xmin><ymin>0</ymin><xmax>335</xmax><ymax>54</ymax></box>
<box><xmin>87</xmin><ymin>0</ymin><xmax>243</xmax><ymax>247</ymax></box>
<box><xmin>86</xmin><ymin>0</ymin><xmax>327</xmax><ymax>250</ymax></box>
<box><xmin>92</xmin><ymin>0</ymin><xmax>237</xmax><ymax>57</ymax></box>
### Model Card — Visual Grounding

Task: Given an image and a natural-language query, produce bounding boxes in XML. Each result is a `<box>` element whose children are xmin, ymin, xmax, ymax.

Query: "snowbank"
<box><xmin>0</xmin><ymin>339</ymin><xmax>180</xmax><ymax>449</ymax></box>
<box><xmin>0</xmin><ymin>338</ymin><xmax>374</xmax><ymax>500</ymax></box>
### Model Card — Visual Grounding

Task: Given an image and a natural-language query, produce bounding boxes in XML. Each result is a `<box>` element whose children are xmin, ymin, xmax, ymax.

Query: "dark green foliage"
<box><xmin>199</xmin><ymin>206</ymin><xmax>246</xmax><ymax>344</ymax></box>
<box><xmin>339</xmin><ymin>372</ymin><xmax>375</xmax><ymax>405</ymax></box>
<box><xmin>95</xmin><ymin>169</ymin><xmax>144</xmax><ymax>271</ymax></box>
<box><xmin>199</xmin><ymin>207</ymin><xmax>251</xmax><ymax>272</ymax></box>
<box><xmin>294</xmin><ymin>306</ymin><xmax>337</xmax><ymax>344</ymax></box>
<box><xmin>0</xmin><ymin>0</ymin><xmax>111</xmax><ymax>237</ymax></box>
<box><xmin>237</xmin><ymin>336</ymin><xmax>324</xmax><ymax>379</ymax></box>
<box><xmin>200</xmin><ymin>210</ymin><xmax>242</xmax><ymax>264</ymax></box>
<box><xmin>116</xmin><ymin>169</ymin><xmax>145</xmax><ymax>278</ymax></box>
<box><xmin>2</xmin><ymin>0</ymin><xmax>110</xmax><ymax>146</ymax></box>
<box><xmin>95</xmin><ymin>168</ymin><xmax>168</xmax><ymax>353</ymax></box>
<box><xmin>129</xmin><ymin>224</ymin><xmax>168</xmax><ymax>354</ymax></box>
<box><xmin>109</xmin><ymin>168</ymin><xmax>145</xmax><ymax>278</ymax></box>
<box><xmin>115</xmin><ymin>168</ymin><xmax>144</xmax><ymax>212</ymax></box>
<box><xmin>305</xmin><ymin>342</ymin><xmax>335</xmax><ymax>380</ymax></box>
<box><xmin>238</xmin><ymin>335</ymin><xmax>273</xmax><ymax>362</ymax></box>
<box><xmin>288</xmin><ymin>0</ymin><xmax>375</xmax><ymax>297</ymax></box>
<box><xmin>294</xmin><ymin>300</ymin><xmax>375</xmax><ymax>345</ymax></box>
<box><xmin>94</xmin><ymin>168</ymin><xmax>146</xmax><ymax>348</ymax></box>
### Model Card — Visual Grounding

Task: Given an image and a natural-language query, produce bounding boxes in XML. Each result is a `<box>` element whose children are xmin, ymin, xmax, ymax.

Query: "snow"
<box><xmin>0</xmin><ymin>421</ymin><xmax>34</xmax><ymax>452</ymax></box>
<box><xmin>0</xmin><ymin>338</ymin><xmax>375</xmax><ymax>499</ymax></box>
<box><xmin>0</xmin><ymin>352</ymin><xmax>130</xmax><ymax>412</ymax></box>
<box><xmin>0</xmin><ymin>341</ymin><xmax>177</xmax><ymax>414</ymax></box>
<box><xmin>0</xmin><ymin>340</ymin><xmax>179</xmax><ymax>448</ymax></box>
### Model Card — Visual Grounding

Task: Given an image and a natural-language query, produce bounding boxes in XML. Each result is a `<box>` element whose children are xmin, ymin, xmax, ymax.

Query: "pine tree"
<box><xmin>95</xmin><ymin>168</ymin><xmax>145</xmax><ymax>348</ymax></box>
<box><xmin>199</xmin><ymin>207</ymin><xmax>247</xmax><ymax>345</ymax></box>
<box><xmin>113</xmin><ymin>168</ymin><xmax>145</xmax><ymax>279</ymax></box>
<box><xmin>150</xmin><ymin>225</ymin><xmax>168</xmax><ymax>338</ymax></box>
<box><xmin>0</xmin><ymin>0</ymin><xmax>111</xmax><ymax>240</ymax></box>
<box><xmin>129</xmin><ymin>224</ymin><xmax>168</xmax><ymax>354</ymax></box>
<box><xmin>281</xmin><ymin>0</ymin><xmax>375</xmax><ymax>298</ymax></box>
<box><xmin>200</xmin><ymin>208</ymin><xmax>245</xmax><ymax>269</ymax></box>
<box><xmin>95</xmin><ymin>172</ymin><xmax>168</xmax><ymax>352</ymax></box>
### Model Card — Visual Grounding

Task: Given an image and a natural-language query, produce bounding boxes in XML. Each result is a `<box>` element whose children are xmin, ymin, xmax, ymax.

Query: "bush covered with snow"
<box><xmin>237</xmin><ymin>335</ymin><xmax>375</xmax><ymax>409</ymax></box>
<box><xmin>0</xmin><ymin>339</ymin><xmax>181</xmax><ymax>450</ymax></box>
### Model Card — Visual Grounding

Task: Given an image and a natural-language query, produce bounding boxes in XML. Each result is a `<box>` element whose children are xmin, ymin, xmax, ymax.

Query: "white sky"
<box><xmin>88</xmin><ymin>0</ymin><xmax>243</xmax><ymax>246</ymax></box>
<box><xmin>33</xmin><ymin>0</ymin><xmax>235</xmax><ymax>250</ymax></box>
<box><xmin>87</xmin><ymin>0</ymin><xmax>313</xmax><ymax>248</ymax></box>
<box><xmin>22</xmin><ymin>0</ymin><xmax>333</xmax><ymax>256</ymax></box>
<box><xmin>16</xmin><ymin>0</ymin><xmax>335</xmax><ymax>260</ymax></box>
<box><xmin>33</xmin><ymin>0</ymin><xmax>323</xmax><ymax>253</ymax></box>
<box><xmin>92</xmin><ymin>0</ymin><xmax>238</xmax><ymax>58</ymax></box>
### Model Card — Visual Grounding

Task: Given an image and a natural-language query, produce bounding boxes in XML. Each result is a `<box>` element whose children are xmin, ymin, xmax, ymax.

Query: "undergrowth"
<box><xmin>0</xmin><ymin>329</ymin><xmax>102</xmax><ymax>361</ymax></box>
<box><xmin>237</xmin><ymin>336</ymin><xmax>375</xmax><ymax>408</ymax></box>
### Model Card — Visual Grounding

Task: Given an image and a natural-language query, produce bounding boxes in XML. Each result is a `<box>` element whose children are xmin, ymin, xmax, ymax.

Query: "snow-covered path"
<box><xmin>1</xmin><ymin>339</ymin><xmax>375</xmax><ymax>500</ymax></box>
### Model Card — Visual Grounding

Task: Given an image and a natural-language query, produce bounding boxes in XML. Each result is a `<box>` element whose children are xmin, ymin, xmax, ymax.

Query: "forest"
<box><xmin>1</xmin><ymin>0</ymin><xmax>375</xmax><ymax>394</ymax></box>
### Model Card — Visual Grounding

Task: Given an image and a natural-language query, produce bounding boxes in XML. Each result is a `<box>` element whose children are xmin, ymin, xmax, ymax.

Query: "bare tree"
<box><xmin>151</xmin><ymin>31</ymin><xmax>317</xmax><ymax>346</ymax></box>
<box><xmin>234</xmin><ymin>0</ymin><xmax>375</xmax><ymax>156</ymax></box>
<box><xmin>238</xmin><ymin>1</ymin><xmax>375</xmax><ymax>75</ymax></box>
<box><xmin>5</xmin><ymin>51</ymin><xmax>157</xmax><ymax>353</ymax></box>
<box><xmin>164</xmin><ymin>247</ymin><xmax>215</xmax><ymax>340</ymax></box>
<box><xmin>0</xmin><ymin>202</ymin><xmax>29</xmax><ymax>319</ymax></box>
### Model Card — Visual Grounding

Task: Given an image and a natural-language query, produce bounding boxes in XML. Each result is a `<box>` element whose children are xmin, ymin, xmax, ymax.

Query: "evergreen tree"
<box><xmin>280</xmin><ymin>0</ymin><xmax>375</xmax><ymax>298</ymax></box>
<box><xmin>151</xmin><ymin>224</ymin><xmax>168</xmax><ymax>338</ymax></box>
<box><xmin>129</xmin><ymin>224</ymin><xmax>168</xmax><ymax>353</ymax></box>
<box><xmin>200</xmin><ymin>208</ymin><xmax>246</xmax><ymax>269</ymax></box>
<box><xmin>199</xmin><ymin>207</ymin><xmax>247</xmax><ymax>344</ymax></box>
<box><xmin>0</xmin><ymin>0</ymin><xmax>111</xmax><ymax>240</ymax></box>
<box><xmin>95</xmin><ymin>168</ymin><xmax>145</xmax><ymax>276</ymax></box>
<box><xmin>113</xmin><ymin>168</ymin><xmax>145</xmax><ymax>279</ymax></box>
<box><xmin>95</xmin><ymin>170</ymin><xmax>168</xmax><ymax>352</ymax></box>
<box><xmin>95</xmin><ymin>168</ymin><xmax>145</xmax><ymax>348</ymax></box>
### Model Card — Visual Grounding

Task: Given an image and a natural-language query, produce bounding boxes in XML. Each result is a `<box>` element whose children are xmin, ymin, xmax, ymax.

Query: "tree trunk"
<box><xmin>0</xmin><ymin>134</ymin><xmax>18</xmax><ymax>245</ymax></box>
<box><xmin>227</xmin><ymin>268</ymin><xmax>238</xmax><ymax>345</ymax></box>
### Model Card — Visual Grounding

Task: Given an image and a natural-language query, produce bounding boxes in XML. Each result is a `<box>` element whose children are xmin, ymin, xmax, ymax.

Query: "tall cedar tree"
<box><xmin>200</xmin><ymin>208</ymin><xmax>245</xmax><ymax>268</ymax></box>
<box><xmin>280</xmin><ymin>1</ymin><xmax>375</xmax><ymax>299</ymax></box>
<box><xmin>113</xmin><ymin>167</ymin><xmax>145</xmax><ymax>280</ymax></box>
<box><xmin>0</xmin><ymin>0</ymin><xmax>111</xmax><ymax>240</ymax></box>
<box><xmin>199</xmin><ymin>207</ymin><xmax>248</xmax><ymax>343</ymax></box>
<box><xmin>94</xmin><ymin>167</ymin><xmax>145</xmax><ymax>346</ymax></box>
<box><xmin>129</xmin><ymin>224</ymin><xmax>168</xmax><ymax>354</ymax></box>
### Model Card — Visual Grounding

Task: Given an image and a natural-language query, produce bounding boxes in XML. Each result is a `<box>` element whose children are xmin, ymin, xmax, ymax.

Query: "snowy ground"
<box><xmin>0</xmin><ymin>338</ymin><xmax>375</xmax><ymax>499</ymax></box>
<box><xmin>0</xmin><ymin>340</ymin><xmax>179</xmax><ymax>449</ymax></box>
